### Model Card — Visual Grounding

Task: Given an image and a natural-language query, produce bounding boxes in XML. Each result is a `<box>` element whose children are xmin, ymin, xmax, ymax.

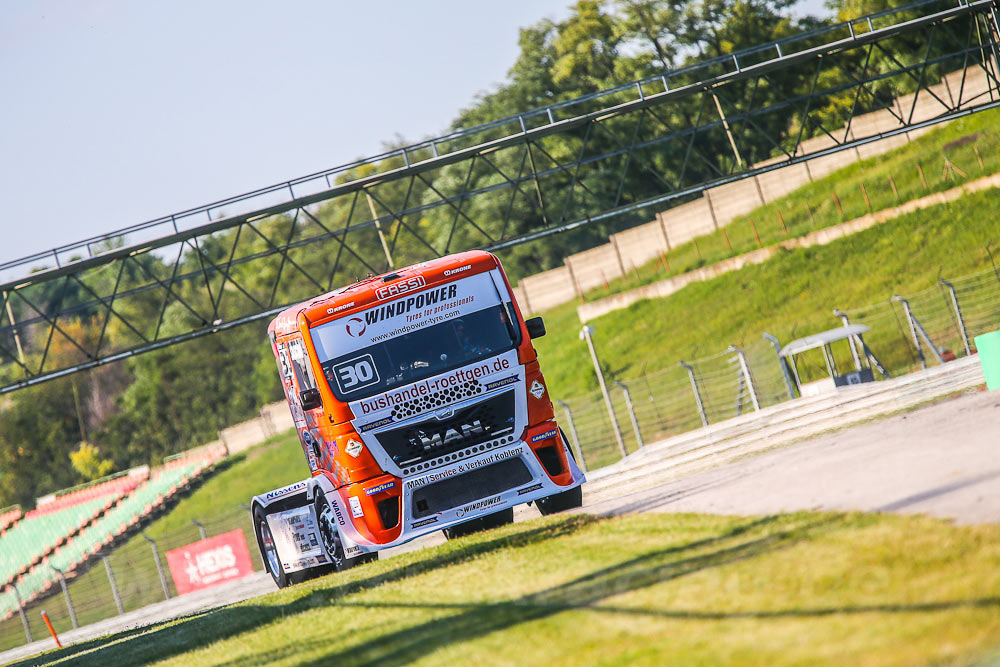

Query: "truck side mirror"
<box><xmin>525</xmin><ymin>317</ymin><xmax>546</xmax><ymax>339</ymax></box>
<box><xmin>299</xmin><ymin>388</ymin><xmax>322</xmax><ymax>411</ymax></box>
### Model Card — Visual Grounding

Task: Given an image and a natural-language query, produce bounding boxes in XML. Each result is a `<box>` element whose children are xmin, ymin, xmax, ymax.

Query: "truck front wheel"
<box><xmin>314</xmin><ymin>492</ymin><xmax>375</xmax><ymax>571</ymax></box>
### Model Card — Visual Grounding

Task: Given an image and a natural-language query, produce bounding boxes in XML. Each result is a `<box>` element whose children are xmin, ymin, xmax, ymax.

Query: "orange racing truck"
<box><xmin>250</xmin><ymin>250</ymin><xmax>585</xmax><ymax>587</ymax></box>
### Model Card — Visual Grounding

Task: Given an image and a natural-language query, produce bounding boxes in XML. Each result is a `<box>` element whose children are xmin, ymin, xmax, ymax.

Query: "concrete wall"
<box><xmin>514</xmin><ymin>67</ymin><xmax>993</xmax><ymax>315</ymax></box>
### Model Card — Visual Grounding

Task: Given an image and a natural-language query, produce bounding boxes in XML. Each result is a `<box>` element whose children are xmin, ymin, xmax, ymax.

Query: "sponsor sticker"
<box><xmin>375</xmin><ymin>276</ymin><xmax>426</xmax><ymax>301</ymax></box>
<box><xmin>411</xmin><ymin>517</ymin><xmax>439</xmax><ymax>528</ymax></box>
<box><xmin>443</xmin><ymin>264</ymin><xmax>471</xmax><ymax>277</ymax></box>
<box><xmin>529</xmin><ymin>380</ymin><xmax>546</xmax><ymax>399</ymax></box>
<box><xmin>360</xmin><ymin>417</ymin><xmax>394</xmax><ymax>432</ymax></box>
<box><xmin>484</xmin><ymin>375</ymin><xmax>519</xmax><ymax>391</ymax></box>
<box><xmin>517</xmin><ymin>483</ymin><xmax>544</xmax><ymax>496</ymax></box>
<box><xmin>365</xmin><ymin>481</ymin><xmax>396</xmax><ymax>496</ymax></box>
<box><xmin>530</xmin><ymin>429</ymin><xmax>558</xmax><ymax>443</ymax></box>
<box><xmin>331</xmin><ymin>500</ymin><xmax>347</xmax><ymax>526</ymax></box>
<box><xmin>456</xmin><ymin>495</ymin><xmax>505</xmax><ymax>518</ymax></box>
<box><xmin>346</xmin><ymin>438</ymin><xmax>364</xmax><ymax>458</ymax></box>
<box><xmin>327</xmin><ymin>301</ymin><xmax>355</xmax><ymax>314</ymax></box>
<box><xmin>404</xmin><ymin>446</ymin><xmax>524</xmax><ymax>490</ymax></box>
<box><xmin>345</xmin><ymin>545</ymin><xmax>362</xmax><ymax>557</ymax></box>
<box><xmin>348</xmin><ymin>496</ymin><xmax>364</xmax><ymax>518</ymax></box>
<box><xmin>264</xmin><ymin>481</ymin><xmax>308</xmax><ymax>501</ymax></box>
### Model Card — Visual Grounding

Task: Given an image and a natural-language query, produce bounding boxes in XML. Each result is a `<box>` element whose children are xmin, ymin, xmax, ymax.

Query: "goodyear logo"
<box><xmin>530</xmin><ymin>429</ymin><xmax>558</xmax><ymax>443</ymax></box>
<box><xmin>375</xmin><ymin>276</ymin><xmax>426</xmax><ymax>300</ymax></box>
<box><xmin>366</xmin><ymin>481</ymin><xmax>396</xmax><ymax>496</ymax></box>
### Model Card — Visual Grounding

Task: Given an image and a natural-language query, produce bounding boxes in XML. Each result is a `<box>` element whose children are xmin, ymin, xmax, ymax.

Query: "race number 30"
<box><xmin>332</xmin><ymin>354</ymin><xmax>379</xmax><ymax>394</ymax></box>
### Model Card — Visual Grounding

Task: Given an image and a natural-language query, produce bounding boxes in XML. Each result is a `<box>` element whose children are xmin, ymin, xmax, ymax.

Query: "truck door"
<box><xmin>286</xmin><ymin>337</ymin><xmax>322</xmax><ymax>473</ymax></box>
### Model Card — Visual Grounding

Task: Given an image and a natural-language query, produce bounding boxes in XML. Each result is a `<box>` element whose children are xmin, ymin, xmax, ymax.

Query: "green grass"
<box><xmin>0</xmin><ymin>430</ymin><xmax>306</xmax><ymax>653</ymax></box>
<box><xmin>579</xmin><ymin>105</ymin><xmax>1000</xmax><ymax>305</ymax></box>
<box><xmin>535</xmin><ymin>187</ymin><xmax>1000</xmax><ymax>401</ymax></box>
<box><xmin>16</xmin><ymin>511</ymin><xmax>1000</xmax><ymax>666</ymax></box>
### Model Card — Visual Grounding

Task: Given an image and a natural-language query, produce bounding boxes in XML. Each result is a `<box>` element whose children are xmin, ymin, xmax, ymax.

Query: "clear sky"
<box><xmin>1</xmin><ymin>1</ymin><xmax>829</xmax><ymax>268</ymax></box>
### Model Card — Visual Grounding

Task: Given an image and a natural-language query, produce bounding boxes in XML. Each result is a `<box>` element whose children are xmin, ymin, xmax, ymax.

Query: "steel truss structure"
<box><xmin>1</xmin><ymin>0</ymin><xmax>999</xmax><ymax>393</ymax></box>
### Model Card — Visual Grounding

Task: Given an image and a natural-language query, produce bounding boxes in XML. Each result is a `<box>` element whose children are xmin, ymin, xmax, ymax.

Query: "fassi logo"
<box><xmin>345</xmin><ymin>317</ymin><xmax>367</xmax><ymax>337</ymax></box>
<box><xmin>375</xmin><ymin>276</ymin><xmax>426</xmax><ymax>301</ymax></box>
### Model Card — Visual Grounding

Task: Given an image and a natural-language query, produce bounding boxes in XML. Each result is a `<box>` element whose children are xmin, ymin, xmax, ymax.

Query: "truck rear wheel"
<box><xmin>442</xmin><ymin>508</ymin><xmax>514</xmax><ymax>540</ymax></box>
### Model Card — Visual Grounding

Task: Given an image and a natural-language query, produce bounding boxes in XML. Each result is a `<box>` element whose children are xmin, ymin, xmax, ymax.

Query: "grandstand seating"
<box><xmin>0</xmin><ymin>507</ymin><xmax>20</xmax><ymax>533</ymax></box>
<box><xmin>0</xmin><ymin>449</ymin><xmax>223</xmax><ymax>622</ymax></box>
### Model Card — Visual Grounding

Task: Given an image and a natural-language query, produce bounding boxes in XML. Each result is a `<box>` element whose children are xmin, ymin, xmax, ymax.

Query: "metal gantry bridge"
<box><xmin>1</xmin><ymin>0</ymin><xmax>998</xmax><ymax>393</ymax></box>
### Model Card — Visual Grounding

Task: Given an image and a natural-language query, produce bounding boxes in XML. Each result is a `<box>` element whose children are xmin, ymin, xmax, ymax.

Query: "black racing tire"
<box><xmin>442</xmin><ymin>507</ymin><xmax>514</xmax><ymax>540</ymax></box>
<box><xmin>254</xmin><ymin>506</ymin><xmax>292</xmax><ymax>589</ymax></box>
<box><xmin>535</xmin><ymin>484</ymin><xmax>583</xmax><ymax>515</ymax></box>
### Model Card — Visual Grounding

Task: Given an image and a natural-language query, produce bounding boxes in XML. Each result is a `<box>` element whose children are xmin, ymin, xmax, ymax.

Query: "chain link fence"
<box><xmin>560</xmin><ymin>265</ymin><xmax>1000</xmax><ymax>469</ymax></box>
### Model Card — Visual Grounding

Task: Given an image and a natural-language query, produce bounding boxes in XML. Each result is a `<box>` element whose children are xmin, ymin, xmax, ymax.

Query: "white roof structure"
<box><xmin>779</xmin><ymin>324</ymin><xmax>870</xmax><ymax>358</ymax></box>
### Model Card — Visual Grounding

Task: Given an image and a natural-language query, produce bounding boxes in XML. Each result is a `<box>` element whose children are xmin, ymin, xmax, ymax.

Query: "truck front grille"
<box><xmin>410</xmin><ymin>455</ymin><xmax>531</xmax><ymax>519</ymax></box>
<box><xmin>376</xmin><ymin>390</ymin><xmax>515</xmax><ymax>467</ymax></box>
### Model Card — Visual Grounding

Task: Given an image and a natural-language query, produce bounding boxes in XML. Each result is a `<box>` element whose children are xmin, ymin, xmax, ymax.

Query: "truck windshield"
<box><xmin>316</xmin><ymin>304</ymin><xmax>518</xmax><ymax>401</ymax></box>
<box><xmin>309</xmin><ymin>271</ymin><xmax>521</xmax><ymax>401</ymax></box>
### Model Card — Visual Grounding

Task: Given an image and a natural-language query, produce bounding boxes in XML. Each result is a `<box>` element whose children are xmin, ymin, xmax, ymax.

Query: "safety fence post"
<box><xmin>763</xmin><ymin>333</ymin><xmax>796</xmax><ymax>400</ymax></box>
<box><xmin>12</xmin><ymin>584</ymin><xmax>32</xmax><ymax>644</ymax></box>
<box><xmin>729</xmin><ymin>346</ymin><xmax>761</xmax><ymax>412</ymax></box>
<box><xmin>580</xmin><ymin>326</ymin><xmax>628</xmax><ymax>458</ymax></box>
<box><xmin>614</xmin><ymin>381</ymin><xmax>645</xmax><ymax>449</ymax></box>
<box><xmin>102</xmin><ymin>555</ymin><xmax>124</xmax><ymax>616</ymax></box>
<box><xmin>893</xmin><ymin>296</ymin><xmax>945</xmax><ymax>367</ymax></box>
<box><xmin>940</xmin><ymin>279</ymin><xmax>972</xmax><ymax>356</ymax></box>
<box><xmin>555</xmin><ymin>400</ymin><xmax>588</xmax><ymax>473</ymax></box>
<box><xmin>143</xmin><ymin>533</ymin><xmax>172</xmax><ymax>601</ymax></box>
<box><xmin>191</xmin><ymin>519</ymin><xmax>207</xmax><ymax>541</ymax></box>
<box><xmin>679</xmin><ymin>361</ymin><xmax>709</xmax><ymax>427</ymax></box>
<box><xmin>51</xmin><ymin>565</ymin><xmax>78</xmax><ymax>629</ymax></box>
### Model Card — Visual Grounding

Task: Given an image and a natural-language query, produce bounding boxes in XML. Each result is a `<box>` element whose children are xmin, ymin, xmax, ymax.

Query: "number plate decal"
<box><xmin>331</xmin><ymin>354</ymin><xmax>380</xmax><ymax>394</ymax></box>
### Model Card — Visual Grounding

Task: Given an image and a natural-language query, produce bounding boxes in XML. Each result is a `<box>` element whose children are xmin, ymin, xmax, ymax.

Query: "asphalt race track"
<box><xmin>3</xmin><ymin>388</ymin><xmax>998</xmax><ymax>664</ymax></box>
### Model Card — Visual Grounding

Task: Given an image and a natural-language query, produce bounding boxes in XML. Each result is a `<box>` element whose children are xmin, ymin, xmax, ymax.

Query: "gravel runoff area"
<box><xmin>4</xmin><ymin>386</ymin><xmax>998</xmax><ymax>664</ymax></box>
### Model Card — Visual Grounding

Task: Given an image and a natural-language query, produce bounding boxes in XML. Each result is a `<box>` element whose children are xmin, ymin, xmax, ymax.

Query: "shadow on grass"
<box><xmin>22</xmin><ymin>512</ymin><xmax>973</xmax><ymax>667</ymax></box>
<box><xmin>14</xmin><ymin>515</ymin><xmax>597</xmax><ymax>667</ymax></box>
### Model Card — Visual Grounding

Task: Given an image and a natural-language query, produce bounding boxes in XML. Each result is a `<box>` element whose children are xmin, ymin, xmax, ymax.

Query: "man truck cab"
<box><xmin>251</xmin><ymin>250</ymin><xmax>585</xmax><ymax>587</ymax></box>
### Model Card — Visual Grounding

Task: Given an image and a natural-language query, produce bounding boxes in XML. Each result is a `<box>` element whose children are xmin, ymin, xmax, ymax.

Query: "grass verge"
<box><xmin>15</xmin><ymin>511</ymin><xmax>1000</xmax><ymax>666</ymax></box>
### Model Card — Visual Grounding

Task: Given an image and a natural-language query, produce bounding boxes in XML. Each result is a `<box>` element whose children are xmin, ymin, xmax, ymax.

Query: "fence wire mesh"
<box><xmin>0</xmin><ymin>504</ymin><xmax>258</xmax><ymax>652</ymax></box>
<box><xmin>563</xmin><ymin>265</ymin><xmax>1000</xmax><ymax>468</ymax></box>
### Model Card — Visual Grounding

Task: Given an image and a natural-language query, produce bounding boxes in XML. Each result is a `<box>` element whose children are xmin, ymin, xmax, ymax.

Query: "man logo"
<box><xmin>434</xmin><ymin>407</ymin><xmax>454</xmax><ymax>420</ymax></box>
<box><xmin>345</xmin><ymin>317</ymin><xmax>367</xmax><ymax>337</ymax></box>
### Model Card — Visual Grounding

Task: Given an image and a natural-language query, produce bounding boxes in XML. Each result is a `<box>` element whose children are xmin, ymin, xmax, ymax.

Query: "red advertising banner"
<box><xmin>166</xmin><ymin>528</ymin><xmax>254</xmax><ymax>595</ymax></box>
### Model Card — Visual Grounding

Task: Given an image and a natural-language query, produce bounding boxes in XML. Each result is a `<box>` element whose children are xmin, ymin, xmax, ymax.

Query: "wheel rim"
<box><xmin>315</xmin><ymin>497</ymin><xmax>344</xmax><ymax>567</ymax></box>
<box><xmin>260</xmin><ymin>518</ymin><xmax>282</xmax><ymax>577</ymax></box>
